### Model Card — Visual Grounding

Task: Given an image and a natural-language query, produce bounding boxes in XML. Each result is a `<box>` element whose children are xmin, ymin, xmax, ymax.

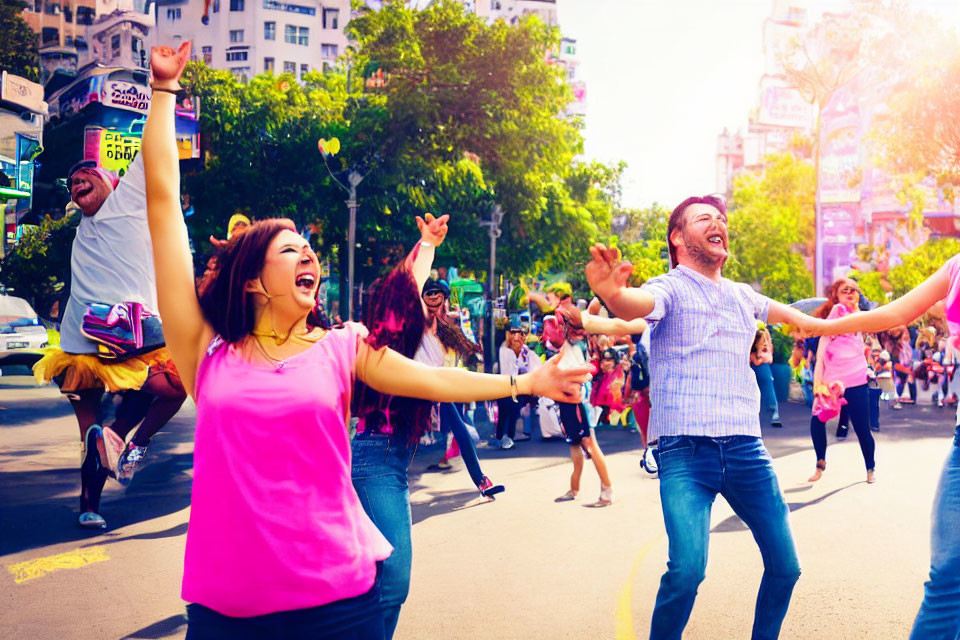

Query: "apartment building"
<box><xmin>153</xmin><ymin>0</ymin><xmax>350</xmax><ymax>81</ymax></box>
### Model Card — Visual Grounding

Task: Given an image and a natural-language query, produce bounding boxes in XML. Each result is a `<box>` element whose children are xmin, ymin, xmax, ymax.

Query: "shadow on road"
<box><xmin>122</xmin><ymin>614</ymin><xmax>187</xmax><ymax>639</ymax></box>
<box><xmin>711</xmin><ymin>482</ymin><xmax>862</xmax><ymax>533</ymax></box>
<box><xmin>0</xmin><ymin>423</ymin><xmax>195</xmax><ymax>557</ymax></box>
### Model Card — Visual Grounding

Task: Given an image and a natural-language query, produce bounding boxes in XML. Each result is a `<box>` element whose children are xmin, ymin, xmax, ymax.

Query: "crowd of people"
<box><xmin>24</xmin><ymin>43</ymin><xmax>960</xmax><ymax>639</ymax></box>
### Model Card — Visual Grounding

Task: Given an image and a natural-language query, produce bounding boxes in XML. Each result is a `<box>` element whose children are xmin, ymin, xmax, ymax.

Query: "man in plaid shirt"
<box><xmin>586</xmin><ymin>195</ymin><xmax>820</xmax><ymax>640</ymax></box>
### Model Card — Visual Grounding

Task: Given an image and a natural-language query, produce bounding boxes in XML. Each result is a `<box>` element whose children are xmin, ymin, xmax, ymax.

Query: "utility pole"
<box><xmin>479</xmin><ymin>205</ymin><xmax>504</xmax><ymax>373</ymax></box>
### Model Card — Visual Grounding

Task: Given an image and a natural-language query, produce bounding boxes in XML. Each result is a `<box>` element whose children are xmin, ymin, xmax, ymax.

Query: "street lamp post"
<box><xmin>345</xmin><ymin>170</ymin><xmax>364</xmax><ymax>321</ymax></box>
<box><xmin>479</xmin><ymin>205</ymin><xmax>504</xmax><ymax>373</ymax></box>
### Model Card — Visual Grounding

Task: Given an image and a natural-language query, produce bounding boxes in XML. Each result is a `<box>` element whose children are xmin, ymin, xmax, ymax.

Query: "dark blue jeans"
<box><xmin>184</xmin><ymin>563</ymin><xmax>384</xmax><ymax>639</ymax></box>
<box><xmin>651</xmin><ymin>436</ymin><xmax>800</xmax><ymax>640</ymax></box>
<box><xmin>910</xmin><ymin>427</ymin><xmax>960</xmax><ymax>639</ymax></box>
<box><xmin>439</xmin><ymin>402</ymin><xmax>484</xmax><ymax>486</ymax></box>
<box><xmin>351</xmin><ymin>433</ymin><xmax>416</xmax><ymax>640</ymax></box>
<box><xmin>751</xmin><ymin>363</ymin><xmax>779</xmax><ymax>414</ymax></box>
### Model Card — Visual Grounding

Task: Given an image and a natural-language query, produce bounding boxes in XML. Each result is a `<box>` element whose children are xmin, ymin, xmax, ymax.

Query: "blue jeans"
<box><xmin>910</xmin><ymin>427</ymin><xmax>960</xmax><ymax>640</ymax></box>
<box><xmin>185</xmin><ymin>563</ymin><xmax>383</xmax><ymax>639</ymax></box>
<box><xmin>751</xmin><ymin>363</ymin><xmax>779</xmax><ymax>416</ymax></box>
<box><xmin>651</xmin><ymin>436</ymin><xmax>801</xmax><ymax>640</ymax></box>
<box><xmin>439</xmin><ymin>402</ymin><xmax>484</xmax><ymax>486</ymax></box>
<box><xmin>351</xmin><ymin>433</ymin><xmax>416</xmax><ymax>640</ymax></box>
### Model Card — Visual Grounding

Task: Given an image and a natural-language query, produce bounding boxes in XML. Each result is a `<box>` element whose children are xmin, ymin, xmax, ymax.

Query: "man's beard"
<box><xmin>682</xmin><ymin>231</ymin><xmax>727</xmax><ymax>270</ymax></box>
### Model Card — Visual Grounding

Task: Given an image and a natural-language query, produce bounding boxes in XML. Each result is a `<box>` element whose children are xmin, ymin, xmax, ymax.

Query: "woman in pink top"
<box><xmin>808</xmin><ymin>277</ymin><xmax>876</xmax><ymax>484</ymax></box>
<box><xmin>143</xmin><ymin>45</ymin><xmax>591</xmax><ymax>639</ymax></box>
<box><xmin>812</xmin><ymin>256</ymin><xmax>960</xmax><ymax>640</ymax></box>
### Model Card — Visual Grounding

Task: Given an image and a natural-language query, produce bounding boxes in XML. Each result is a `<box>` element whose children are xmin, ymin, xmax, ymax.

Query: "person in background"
<box><xmin>495</xmin><ymin>317</ymin><xmax>541</xmax><ymax>449</ymax></box>
<box><xmin>750</xmin><ymin>326</ymin><xmax>782</xmax><ymax>428</ymax></box>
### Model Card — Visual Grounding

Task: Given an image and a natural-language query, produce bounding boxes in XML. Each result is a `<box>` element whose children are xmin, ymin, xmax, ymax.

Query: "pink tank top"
<box><xmin>821</xmin><ymin>303</ymin><xmax>868</xmax><ymax>390</ymax></box>
<box><xmin>182</xmin><ymin>322</ymin><xmax>392</xmax><ymax>617</ymax></box>
<box><xmin>945</xmin><ymin>255</ymin><xmax>960</xmax><ymax>347</ymax></box>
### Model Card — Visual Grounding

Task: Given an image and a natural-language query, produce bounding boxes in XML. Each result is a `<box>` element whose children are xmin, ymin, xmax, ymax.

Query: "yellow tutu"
<box><xmin>32</xmin><ymin>348</ymin><xmax>148</xmax><ymax>393</ymax></box>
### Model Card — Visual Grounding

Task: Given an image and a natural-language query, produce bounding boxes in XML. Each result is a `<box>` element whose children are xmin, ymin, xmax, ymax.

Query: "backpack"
<box><xmin>630</xmin><ymin>345</ymin><xmax>650</xmax><ymax>392</ymax></box>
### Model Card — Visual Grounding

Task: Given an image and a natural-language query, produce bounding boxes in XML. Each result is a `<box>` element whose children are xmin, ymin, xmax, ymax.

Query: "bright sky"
<box><xmin>556</xmin><ymin>0</ymin><xmax>960</xmax><ymax>210</ymax></box>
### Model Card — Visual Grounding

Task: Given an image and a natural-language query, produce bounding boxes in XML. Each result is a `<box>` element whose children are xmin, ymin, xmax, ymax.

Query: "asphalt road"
<box><xmin>1</xmin><ymin>370</ymin><xmax>956</xmax><ymax>639</ymax></box>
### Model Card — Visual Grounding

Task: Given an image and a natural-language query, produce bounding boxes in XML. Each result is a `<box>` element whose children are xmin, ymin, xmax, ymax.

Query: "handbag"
<box><xmin>81</xmin><ymin>301</ymin><xmax>165</xmax><ymax>359</ymax></box>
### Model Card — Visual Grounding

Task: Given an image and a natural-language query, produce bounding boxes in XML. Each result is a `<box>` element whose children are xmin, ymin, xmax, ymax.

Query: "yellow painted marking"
<box><xmin>7</xmin><ymin>546</ymin><xmax>109</xmax><ymax>584</ymax></box>
<box><xmin>615</xmin><ymin>535</ymin><xmax>664</xmax><ymax>640</ymax></box>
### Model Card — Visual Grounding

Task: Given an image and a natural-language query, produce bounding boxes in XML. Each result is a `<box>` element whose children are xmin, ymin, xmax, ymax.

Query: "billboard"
<box><xmin>757</xmin><ymin>84</ymin><xmax>811</xmax><ymax>129</ymax></box>
<box><xmin>102</xmin><ymin>80</ymin><xmax>151</xmax><ymax>114</ymax></box>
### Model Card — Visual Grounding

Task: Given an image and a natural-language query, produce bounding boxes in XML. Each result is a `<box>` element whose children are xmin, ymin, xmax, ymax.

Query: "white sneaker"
<box><xmin>500</xmin><ymin>436</ymin><xmax>515</xmax><ymax>450</ymax></box>
<box><xmin>641</xmin><ymin>447</ymin><xmax>658</xmax><ymax>475</ymax></box>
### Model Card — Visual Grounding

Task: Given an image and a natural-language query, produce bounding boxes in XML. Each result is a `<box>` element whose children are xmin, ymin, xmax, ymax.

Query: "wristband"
<box><xmin>594</xmin><ymin>293</ymin><xmax>614</xmax><ymax>316</ymax></box>
<box><xmin>150</xmin><ymin>85</ymin><xmax>183</xmax><ymax>97</ymax></box>
<box><xmin>509</xmin><ymin>375</ymin><xmax>519</xmax><ymax>402</ymax></box>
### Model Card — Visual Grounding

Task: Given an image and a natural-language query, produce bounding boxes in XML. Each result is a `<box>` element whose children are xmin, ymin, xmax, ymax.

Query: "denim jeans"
<box><xmin>751</xmin><ymin>363</ymin><xmax>779</xmax><ymax>415</ymax></box>
<box><xmin>351</xmin><ymin>433</ymin><xmax>416</xmax><ymax>640</ymax></box>
<box><xmin>910</xmin><ymin>426</ymin><xmax>960</xmax><ymax>640</ymax></box>
<box><xmin>439</xmin><ymin>402</ymin><xmax>484</xmax><ymax>486</ymax></box>
<box><xmin>651</xmin><ymin>436</ymin><xmax>801</xmax><ymax>640</ymax></box>
<box><xmin>185</xmin><ymin>563</ymin><xmax>384</xmax><ymax>639</ymax></box>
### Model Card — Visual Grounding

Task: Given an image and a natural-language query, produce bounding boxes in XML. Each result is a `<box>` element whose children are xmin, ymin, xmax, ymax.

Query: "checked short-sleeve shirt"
<box><xmin>641</xmin><ymin>265</ymin><xmax>771</xmax><ymax>440</ymax></box>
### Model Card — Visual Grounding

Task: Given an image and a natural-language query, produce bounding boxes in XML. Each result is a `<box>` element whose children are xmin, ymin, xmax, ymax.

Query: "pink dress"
<box><xmin>821</xmin><ymin>304</ymin><xmax>868</xmax><ymax>390</ymax></box>
<box><xmin>945</xmin><ymin>255</ymin><xmax>960</xmax><ymax>346</ymax></box>
<box><xmin>182</xmin><ymin>323</ymin><xmax>392</xmax><ymax>617</ymax></box>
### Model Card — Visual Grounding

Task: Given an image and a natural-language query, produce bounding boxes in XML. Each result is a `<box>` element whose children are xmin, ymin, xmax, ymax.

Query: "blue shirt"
<box><xmin>642</xmin><ymin>265</ymin><xmax>770</xmax><ymax>439</ymax></box>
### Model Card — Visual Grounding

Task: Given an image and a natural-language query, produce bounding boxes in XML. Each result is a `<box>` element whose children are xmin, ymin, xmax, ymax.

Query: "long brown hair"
<box><xmin>813</xmin><ymin>278</ymin><xmax>858</xmax><ymax>320</ymax></box>
<box><xmin>198</xmin><ymin>218</ymin><xmax>299</xmax><ymax>343</ymax></box>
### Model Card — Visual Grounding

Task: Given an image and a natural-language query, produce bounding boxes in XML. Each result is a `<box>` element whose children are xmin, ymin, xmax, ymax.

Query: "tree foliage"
<box><xmin>0</xmin><ymin>212</ymin><xmax>76</xmax><ymax>318</ymax></box>
<box><xmin>724</xmin><ymin>153</ymin><xmax>815</xmax><ymax>303</ymax></box>
<box><xmin>0</xmin><ymin>0</ymin><xmax>40</xmax><ymax>82</ymax></box>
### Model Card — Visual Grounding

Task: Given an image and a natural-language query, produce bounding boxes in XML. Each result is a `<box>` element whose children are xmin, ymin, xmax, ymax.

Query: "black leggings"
<box><xmin>810</xmin><ymin>383</ymin><xmax>876</xmax><ymax>470</ymax></box>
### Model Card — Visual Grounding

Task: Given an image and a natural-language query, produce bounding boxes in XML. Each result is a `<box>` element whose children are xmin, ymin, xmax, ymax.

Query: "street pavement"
<box><xmin>1</xmin><ymin>368</ymin><xmax>957</xmax><ymax>639</ymax></box>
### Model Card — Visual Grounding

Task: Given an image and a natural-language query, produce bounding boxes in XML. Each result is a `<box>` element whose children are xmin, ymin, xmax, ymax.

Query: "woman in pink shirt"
<box><xmin>808</xmin><ymin>277</ymin><xmax>876</xmax><ymax>484</ymax></box>
<box><xmin>143</xmin><ymin>45</ymin><xmax>590</xmax><ymax>639</ymax></box>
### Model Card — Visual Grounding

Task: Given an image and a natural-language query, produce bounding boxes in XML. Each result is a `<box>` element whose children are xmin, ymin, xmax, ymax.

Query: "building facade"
<box><xmin>153</xmin><ymin>0</ymin><xmax>350</xmax><ymax>81</ymax></box>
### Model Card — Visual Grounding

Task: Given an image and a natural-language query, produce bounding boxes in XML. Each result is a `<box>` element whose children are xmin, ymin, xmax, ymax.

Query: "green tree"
<box><xmin>724</xmin><ymin>152</ymin><xmax>815</xmax><ymax>303</ymax></box>
<box><xmin>0</xmin><ymin>211</ymin><xmax>76</xmax><ymax>319</ymax></box>
<box><xmin>0</xmin><ymin>0</ymin><xmax>39</xmax><ymax>82</ymax></box>
<box><xmin>616</xmin><ymin>204</ymin><xmax>669</xmax><ymax>285</ymax></box>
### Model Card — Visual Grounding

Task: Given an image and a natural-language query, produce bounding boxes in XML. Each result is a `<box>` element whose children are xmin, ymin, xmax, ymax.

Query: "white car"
<box><xmin>0</xmin><ymin>294</ymin><xmax>48</xmax><ymax>368</ymax></box>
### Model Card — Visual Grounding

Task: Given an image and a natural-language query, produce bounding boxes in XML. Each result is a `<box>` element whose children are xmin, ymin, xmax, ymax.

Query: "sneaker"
<box><xmin>938</xmin><ymin>399</ymin><xmax>945</xmax><ymax>408</ymax></box>
<box><xmin>836</xmin><ymin>426</ymin><xmax>848</xmax><ymax>439</ymax></box>
<box><xmin>893</xmin><ymin>402</ymin><xmax>903</xmax><ymax>410</ymax></box>
<box><xmin>514</xmin><ymin>434</ymin><xmax>531</xmax><ymax>442</ymax></box>
<box><xmin>641</xmin><ymin>447</ymin><xmax>659</xmax><ymax>475</ymax></box>
<box><xmin>77</xmin><ymin>511</ymin><xmax>107</xmax><ymax>529</ymax></box>
<box><xmin>116</xmin><ymin>442</ymin><xmax>148</xmax><ymax>487</ymax></box>
<box><xmin>477</xmin><ymin>476</ymin><xmax>505</xmax><ymax>499</ymax></box>
<box><xmin>500</xmin><ymin>435</ymin><xmax>515</xmax><ymax>450</ymax></box>
<box><xmin>488</xmin><ymin>436</ymin><xmax>501</xmax><ymax>448</ymax></box>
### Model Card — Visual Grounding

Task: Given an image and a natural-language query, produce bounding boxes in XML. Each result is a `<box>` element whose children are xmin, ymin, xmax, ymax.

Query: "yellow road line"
<box><xmin>7</xmin><ymin>546</ymin><xmax>109</xmax><ymax>584</ymax></box>
<box><xmin>615</xmin><ymin>535</ymin><xmax>664</xmax><ymax>640</ymax></box>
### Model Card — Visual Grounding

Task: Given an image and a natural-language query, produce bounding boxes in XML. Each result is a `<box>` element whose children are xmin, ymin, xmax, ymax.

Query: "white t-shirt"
<box><xmin>499</xmin><ymin>343</ymin><xmax>542</xmax><ymax>376</ymax></box>
<box><xmin>60</xmin><ymin>153</ymin><xmax>159</xmax><ymax>354</ymax></box>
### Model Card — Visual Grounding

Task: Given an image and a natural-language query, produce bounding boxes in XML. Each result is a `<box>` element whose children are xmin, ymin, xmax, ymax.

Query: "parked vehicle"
<box><xmin>0</xmin><ymin>294</ymin><xmax>48</xmax><ymax>368</ymax></box>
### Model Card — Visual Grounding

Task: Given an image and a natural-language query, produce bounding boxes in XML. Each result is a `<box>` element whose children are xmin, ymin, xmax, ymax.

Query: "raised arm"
<box><xmin>767</xmin><ymin>300</ymin><xmax>824</xmax><ymax>335</ymax></box>
<box><xmin>558</xmin><ymin>304</ymin><xmax>648</xmax><ymax>337</ymax></box>
<box><xmin>585</xmin><ymin>243</ymin><xmax>656</xmax><ymax>320</ymax></box>
<box><xmin>143</xmin><ymin>43</ymin><xmax>211</xmax><ymax>397</ymax></box>
<box><xmin>355</xmin><ymin>342</ymin><xmax>591</xmax><ymax>404</ymax></box>
<box><xmin>816</xmin><ymin>265</ymin><xmax>951</xmax><ymax>337</ymax></box>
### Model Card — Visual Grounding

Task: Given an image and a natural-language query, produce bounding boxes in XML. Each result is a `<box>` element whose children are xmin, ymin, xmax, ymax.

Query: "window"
<box><xmin>283</xmin><ymin>61</ymin><xmax>296</xmax><ymax>74</ymax></box>
<box><xmin>231</xmin><ymin>67</ymin><xmax>251</xmax><ymax>80</ymax></box>
<box><xmin>264</xmin><ymin>21</ymin><xmax>275</xmax><ymax>40</ymax></box>
<box><xmin>225</xmin><ymin>50</ymin><xmax>248</xmax><ymax>62</ymax></box>
<box><xmin>320</xmin><ymin>43</ymin><xmax>338</xmax><ymax>59</ymax></box>
<box><xmin>41</xmin><ymin>27</ymin><xmax>59</xmax><ymax>45</ymax></box>
<box><xmin>76</xmin><ymin>5</ymin><xmax>94</xmax><ymax>24</ymax></box>
<box><xmin>132</xmin><ymin>36</ymin><xmax>142</xmax><ymax>53</ymax></box>
<box><xmin>263</xmin><ymin>0</ymin><xmax>314</xmax><ymax>15</ymax></box>
<box><xmin>284</xmin><ymin>24</ymin><xmax>296</xmax><ymax>43</ymax></box>
<box><xmin>213</xmin><ymin>0</ymin><xmax>219</xmax><ymax>12</ymax></box>
<box><xmin>297</xmin><ymin>26</ymin><xmax>308</xmax><ymax>46</ymax></box>
<box><xmin>44</xmin><ymin>2</ymin><xmax>59</xmax><ymax>15</ymax></box>
<box><xmin>201</xmin><ymin>46</ymin><xmax>213</xmax><ymax>64</ymax></box>
<box><xmin>166</xmin><ymin>7</ymin><xmax>181</xmax><ymax>20</ymax></box>
<box><xmin>63</xmin><ymin>5</ymin><xmax>72</xmax><ymax>22</ymax></box>
<box><xmin>65</xmin><ymin>35</ymin><xmax>73</xmax><ymax>45</ymax></box>
<box><xmin>32</xmin><ymin>0</ymin><xmax>41</xmax><ymax>12</ymax></box>
<box><xmin>264</xmin><ymin>57</ymin><xmax>275</xmax><ymax>73</ymax></box>
<box><xmin>111</xmin><ymin>34</ymin><xmax>121</xmax><ymax>54</ymax></box>
<box><xmin>229</xmin><ymin>29</ymin><xmax>244</xmax><ymax>43</ymax></box>
<box><xmin>299</xmin><ymin>63</ymin><xmax>308</xmax><ymax>80</ymax></box>
<box><xmin>229</xmin><ymin>0</ymin><xmax>244</xmax><ymax>11</ymax></box>
<box><xmin>322</xmin><ymin>8</ymin><xmax>338</xmax><ymax>29</ymax></box>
